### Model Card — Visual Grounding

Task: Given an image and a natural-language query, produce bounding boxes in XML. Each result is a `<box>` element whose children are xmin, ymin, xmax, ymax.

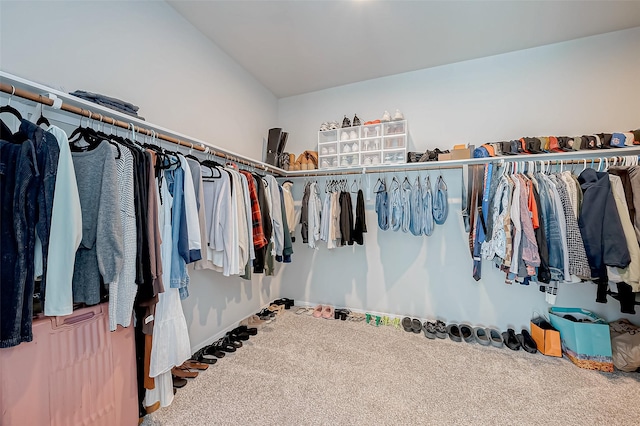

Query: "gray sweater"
<box><xmin>71</xmin><ymin>141</ymin><xmax>123</xmax><ymax>305</ymax></box>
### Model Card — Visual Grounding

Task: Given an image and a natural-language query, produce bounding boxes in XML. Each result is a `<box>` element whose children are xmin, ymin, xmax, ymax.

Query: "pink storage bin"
<box><xmin>0</xmin><ymin>303</ymin><xmax>138</xmax><ymax>426</ymax></box>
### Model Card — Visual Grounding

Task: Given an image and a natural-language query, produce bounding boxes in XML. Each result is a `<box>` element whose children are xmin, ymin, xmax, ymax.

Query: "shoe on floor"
<box><xmin>172</xmin><ymin>375</ymin><xmax>188</xmax><ymax>389</ymax></box>
<box><xmin>435</xmin><ymin>320</ymin><xmax>447</xmax><ymax>339</ymax></box>
<box><xmin>411</xmin><ymin>318</ymin><xmax>422</xmax><ymax>334</ymax></box>
<box><xmin>322</xmin><ymin>305</ymin><xmax>335</xmax><ymax>319</ymax></box>
<box><xmin>401</xmin><ymin>317</ymin><xmax>412</xmax><ymax>332</ymax></box>
<box><xmin>460</xmin><ymin>324</ymin><xmax>474</xmax><ymax>343</ymax></box>
<box><xmin>518</xmin><ymin>329</ymin><xmax>538</xmax><ymax>354</ymax></box>
<box><xmin>312</xmin><ymin>304</ymin><xmax>323</xmax><ymax>318</ymax></box>
<box><xmin>474</xmin><ymin>327</ymin><xmax>491</xmax><ymax>346</ymax></box>
<box><xmin>502</xmin><ymin>328</ymin><xmax>521</xmax><ymax>351</ymax></box>
<box><xmin>486</xmin><ymin>328</ymin><xmax>503</xmax><ymax>348</ymax></box>
<box><xmin>423</xmin><ymin>321</ymin><xmax>437</xmax><ymax>339</ymax></box>
<box><xmin>447</xmin><ymin>324</ymin><xmax>462</xmax><ymax>342</ymax></box>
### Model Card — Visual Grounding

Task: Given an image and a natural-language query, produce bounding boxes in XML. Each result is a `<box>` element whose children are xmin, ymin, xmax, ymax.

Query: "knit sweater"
<box><xmin>71</xmin><ymin>141</ymin><xmax>123</xmax><ymax>305</ymax></box>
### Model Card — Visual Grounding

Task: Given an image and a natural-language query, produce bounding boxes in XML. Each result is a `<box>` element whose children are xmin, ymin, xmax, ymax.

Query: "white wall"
<box><xmin>277</xmin><ymin>27</ymin><xmax>640</xmax><ymax>330</ymax></box>
<box><xmin>0</xmin><ymin>0</ymin><xmax>281</xmax><ymax>351</ymax></box>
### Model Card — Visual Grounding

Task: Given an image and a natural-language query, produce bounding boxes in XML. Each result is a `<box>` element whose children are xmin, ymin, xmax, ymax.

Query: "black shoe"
<box><xmin>235</xmin><ymin>325</ymin><xmax>257</xmax><ymax>336</ymax></box>
<box><xmin>502</xmin><ymin>328</ymin><xmax>521</xmax><ymax>351</ymax></box>
<box><xmin>341</xmin><ymin>115</ymin><xmax>351</xmax><ymax>128</ymax></box>
<box><xmin>224</xmin><ymin>333</ymin><xmax>245</xmax><ymax>348</ymax></box>
<box><xmin>447</xmin><ymin>324</ymin><xmax>462</xmax><ymax>342</ymax></box>
<box><xmin>277</xmin><ymin>131</ymin><xmax>288</xmax><ymax>163</ymax></box>
<box><xmin>518</xmin><ymin>329</ymin><xmax>538</xmax><ymax>354</ymax></box>
<box><xmin>353</xmin><ymin>114</ymin><xmax>361</xmax><ymax>127</ymax></box>
<box><xmin>460</xmin><ymin>324</ymin><xmax>474</xmax><ymax>343</ymax></box>
<box><xmin>172</xmin><ymin>376</ymin><xmax>187</xmax><ymax>389</ymax></box>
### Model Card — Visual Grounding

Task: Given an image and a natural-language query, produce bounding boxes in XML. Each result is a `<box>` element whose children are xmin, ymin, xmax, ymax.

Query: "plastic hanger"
<box><xmin>0</xmin><ymin>86</ymin><xmax>23</xmax><ymax>121</ymax></box>
<box><xmin>35</xmin><ymin>97</ymin><xmax>50</xmax><ymax>128</ymax></box>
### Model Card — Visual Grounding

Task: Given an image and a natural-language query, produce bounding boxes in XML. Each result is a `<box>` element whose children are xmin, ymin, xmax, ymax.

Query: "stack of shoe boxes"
<box><xmin>318</xmin><ymin>120</ymin><xmax>407</xmax><ymax>169</ymax></box>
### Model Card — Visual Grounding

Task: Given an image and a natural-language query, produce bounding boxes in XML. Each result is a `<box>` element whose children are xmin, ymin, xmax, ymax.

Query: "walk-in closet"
<box><xmin>1</xmin><ymin>1</ymin><xmax>640</xmax><ymax>425</ymax></box>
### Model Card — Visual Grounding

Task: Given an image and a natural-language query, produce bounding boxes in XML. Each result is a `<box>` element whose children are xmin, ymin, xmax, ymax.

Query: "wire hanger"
<box><xmin>0</xmin><ymin>86</ymin><xmax>23</xmax><ymax>121</ymax></box>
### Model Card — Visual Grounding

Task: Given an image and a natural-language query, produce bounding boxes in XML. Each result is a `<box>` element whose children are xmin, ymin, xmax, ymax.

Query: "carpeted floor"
<box><xmin>142</xmin><ymin>309</ymin><xmax>640</xmax><ymax>425</ymax></box>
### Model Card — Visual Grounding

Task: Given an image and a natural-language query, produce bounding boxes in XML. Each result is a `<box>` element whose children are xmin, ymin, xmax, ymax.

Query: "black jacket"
<box><xmin>578</xmin><ymin>168</ymin><xmax>631</xmax><ymax>280</ymax></box>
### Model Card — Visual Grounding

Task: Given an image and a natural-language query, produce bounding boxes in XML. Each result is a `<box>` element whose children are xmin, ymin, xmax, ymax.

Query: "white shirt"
<box><xmin>178</xmin><ymin>154</ymin><xmax>201</xmax><ymax>255</ymax></box>
<box><xmin>44</xmin><ymin>126</ymin><xmax>82</xmax><ymax>316</ymax></box>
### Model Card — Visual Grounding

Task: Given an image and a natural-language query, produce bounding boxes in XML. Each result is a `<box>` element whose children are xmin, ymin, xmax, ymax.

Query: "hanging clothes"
<box><xmin>388</xmin><ymin>177</ymin><xmax>402</xmax><ymax>232</ymax></box>
<box><xmin>42</xmin><ymin>125</ymin><xmax>82</xmax><ymax>317</ymax></box>
<box><xmin>339</xmin><ymin>191</ymin><xmax>354</xmax><ymax>246</ymax></box>
<box><xmin>578</xmin><ymin>168</ymin><xmax>631</xmax><ymax>281</ymax></box>
<box><xmin>308</xmin><ymin>182</ymin><xmax>322</xmax><ymax>249</ymax></box>
<box><xmin>110</xmin><ymin>145</ymin><xmax>137</xmax><ymax>331</ymax></box>
<box><xmin>400</xmin><ymin>177</ymin><xmax>412</xmax><ymax>233</ymax></box>
<box><xmin>0</xmin><ymin>119</ymin><xmax>60</xmax><ymax>348</ymax></box>
<box><xmin>352</xmin><ymin>189</ymin><xmax>367</xmax><ymax>245</ymax></box>
<box><xmin>409</xmin><ymin>176</ymin><xmax>423</xmax><ymax>236</ymax></box>
<box><xmin>281</xmin><ymin>181</ymin><xmax>297</xmax><ymax>242</ymax></box>
<box><xmin>71</xmin><ymin>140</ymin><xmax>123</xmax><ymax>306</ymax></box>
<box><xmin>374</xmin><ymin>179</ymin><xmax>389</xmax><ymax>231</ymax></box>
<box><xmin>422</xmin><ymin>176</ymin><xmax>434</xmax><ymax>237</ymax></box>
<box><xmin>433</xmin><ymin>175</ymin><xmax>449</xmax><ymax>225</ymax></box>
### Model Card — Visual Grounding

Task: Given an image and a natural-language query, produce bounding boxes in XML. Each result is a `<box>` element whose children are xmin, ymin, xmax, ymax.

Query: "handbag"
<box><xmin>530</xmin><ymin>313</ymin><xmax>562</xmax><ymax>357</ymax></box>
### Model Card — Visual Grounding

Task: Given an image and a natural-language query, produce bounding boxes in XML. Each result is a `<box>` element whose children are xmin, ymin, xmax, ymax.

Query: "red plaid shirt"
<box><xmin>240</xmin><ymin>171</ymin><xmax>268</xmax><ymax>249</ymax></box>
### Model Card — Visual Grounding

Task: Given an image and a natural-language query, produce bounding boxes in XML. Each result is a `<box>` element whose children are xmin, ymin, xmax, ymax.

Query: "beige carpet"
<box><xmin>142</xmin><ymin>309</ymin><xmax>640</xmax><ymax>425</ymax></box>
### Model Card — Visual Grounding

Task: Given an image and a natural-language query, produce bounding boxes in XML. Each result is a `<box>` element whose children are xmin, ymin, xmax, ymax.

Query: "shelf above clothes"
<box><xmin>0</xmin><ymin>71</ymin><xmax>287</xmax><ymax>176</ymax></box>
<box><xmin>286</xmin><ymin>146</ymin><xmax>640</xmax><ymax>177</ymax></box>
<box><xmin>3</xmin><ymin>70</ymin><xmax>639</xmax><ymax>179</ymax></box>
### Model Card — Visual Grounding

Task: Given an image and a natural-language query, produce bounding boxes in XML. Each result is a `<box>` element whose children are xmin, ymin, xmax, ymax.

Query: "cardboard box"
<box><xmin>451</xmin><ymin>148</ymin><xmax>471</xmax><ymax>160</ymax></box>
<box><xmin>438</xmin><ymin>153</ymin><xmax>452</xmax><ymax>161</ymax></box>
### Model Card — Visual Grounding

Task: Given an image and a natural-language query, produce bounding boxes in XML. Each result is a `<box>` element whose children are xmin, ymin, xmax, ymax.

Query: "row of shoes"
<box><xmin>183</xmin><ymin>297</ymin><xmax>295</xmax><ymax>389</ymax></box>
<box><xmin>402</xmin><ymin>318</ymin><xmax>538</xmax><ymax>353</ymax></box>
<box><xmin>319</xmin><ymin>110</ymin><xmax>405</xmax><ymax>131</ymax></box>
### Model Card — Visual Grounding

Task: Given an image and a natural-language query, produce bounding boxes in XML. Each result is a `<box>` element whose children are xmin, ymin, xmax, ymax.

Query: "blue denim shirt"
<box><xmin>535</xmin><ymin>173</ymin><xmax>565</xmax><ymax>281</ymax></box>
<box><xmin>165</xmin><ymin>162</ymin><xmax>190</xmax><ymax>299</ymax></box>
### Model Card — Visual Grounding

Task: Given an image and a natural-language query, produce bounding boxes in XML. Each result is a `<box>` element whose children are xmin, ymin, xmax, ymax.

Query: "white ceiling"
<box><xmin>169</xmin><ymin>0</ymin><xmax>640</xmax><ymax>98</ymax></box>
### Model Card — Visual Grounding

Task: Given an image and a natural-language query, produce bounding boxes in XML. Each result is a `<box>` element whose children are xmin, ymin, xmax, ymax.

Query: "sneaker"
<box><xmin>423</xmin><ymin>321</ymin><xmax>437</xmax><ymax>339</ymax></box>
<box><xmin>353</xmin><ymin>114</ymin><xmax>361</xmax><ymax>126</ymax></box>
<box><xmin>343</xmin><ymin>144</ymin><xmax>351</xmax><ymax>153</ymax></box>
<box><xmin>435</xmin><ymin>320</ymin><xmax>447</xmax><ymax>339</ymax></box>
<box><xmin>393</xmin><ymin>109</ymin><xmax>404</xmax><ymax>121</ymax></box>
<box><xmin>342</xmin><ymin>115</ymin><xmax>351</xmax><ymax>128</ymax></box>
<box><xmin>349</xmin><ymin>130</ymin><xmax>358</xmax><ymax>140</ymax></box>
<box><xmin>381</xmin><ymin>110</ymin><xmax>391</xmax><ymax>122</ymax></box>
<box><xmin>320</xmin><ymin>122</ymin><xmax>329</xmax><ymax>131</ymax></box>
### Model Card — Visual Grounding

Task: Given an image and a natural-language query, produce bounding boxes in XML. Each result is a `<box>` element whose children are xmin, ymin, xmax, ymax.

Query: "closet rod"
<box><xmin>0</xmin><ymin>81</ymin><xmax>286</xmax><ymax>176</ymax></box>
<box><xmin>286</xmin><ymin>148</ymin><xmax>640</xmax><ymax>177</ymax></box>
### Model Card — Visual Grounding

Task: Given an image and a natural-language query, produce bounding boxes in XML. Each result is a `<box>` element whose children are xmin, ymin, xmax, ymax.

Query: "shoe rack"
<box><xmin>318</xmin><ymin>120</ymin><xmax>407</xmax><ymax>169</ymax></box>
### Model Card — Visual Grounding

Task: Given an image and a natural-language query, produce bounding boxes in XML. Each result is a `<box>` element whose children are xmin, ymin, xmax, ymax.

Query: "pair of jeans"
<box><xmin>388</xmin><ymin>178</ymin><xmax>402</xmax><ymax>232</ymax></box>
<box><xmin>400</xmin><ymin>178</ymin><xmax>412</xmax><ymax>233</ymax></box>
<box><xmin>433</xmin><ymin>175</ymin><xmax>449</xmax><ymax>225</ymax></box>
<box><xmin>375</xmin><ymin>182</ymin><xmax>389</xmax><ymax>230</ymax></box>
<box><xmin>422</xmin><ymin>176</ymin><xmax>434</xmax><ymax>236</ymax></box>
<box><xmin>409</xmin><ymin>176</ymin><xmax>423</xmax><ymax>236</ymax></box>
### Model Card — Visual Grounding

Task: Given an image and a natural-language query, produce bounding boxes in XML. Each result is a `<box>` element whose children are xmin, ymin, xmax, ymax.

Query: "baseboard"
<box><xmin>190</xmin><ymin>301</ymin><xmax>275</xmax><ymax>354</ymax></box>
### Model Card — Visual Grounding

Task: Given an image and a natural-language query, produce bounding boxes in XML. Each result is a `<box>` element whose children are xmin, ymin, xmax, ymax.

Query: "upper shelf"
<box><xmin>3</xmin><ymin>70</ymin><xmax>639</xmax><ymax>178</ymax></box>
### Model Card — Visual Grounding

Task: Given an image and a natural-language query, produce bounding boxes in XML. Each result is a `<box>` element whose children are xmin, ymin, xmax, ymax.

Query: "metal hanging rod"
<box><xmin>0</xmin><ymin>77</ymin><xmax>286</xmax><ymax>176</ymax></box>
<box><xmin>284</xmin><ymin>147</ymin><xmax>640</xmax><ymax>178</ymax></box>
